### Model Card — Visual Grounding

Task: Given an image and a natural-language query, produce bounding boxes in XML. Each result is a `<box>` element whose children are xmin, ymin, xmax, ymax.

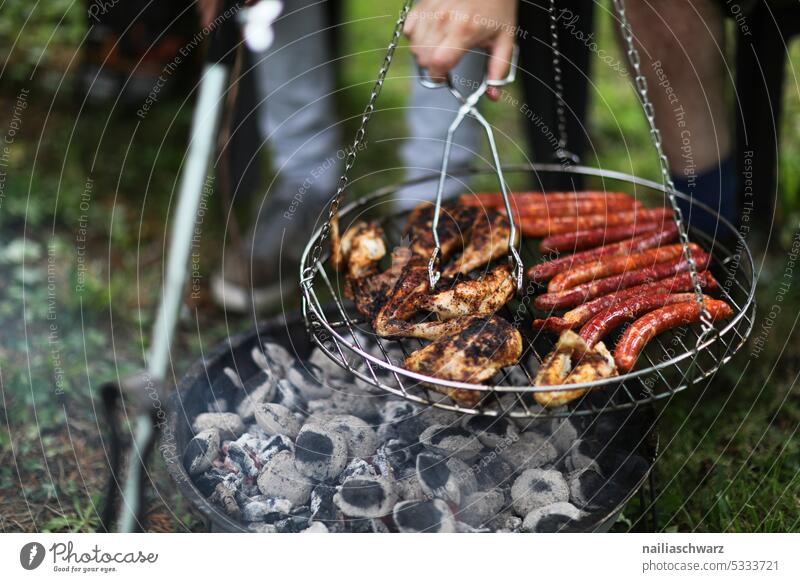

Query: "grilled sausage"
<box><xmin>533</xmin><ymin>252</ymin><xmax>711</xmax><ymax>310</ymax></box>
<box><xmin>521</xmin><ymin>208</ymin><xmax>672</xmax><ymax>238</ymax></box>
<box><xmin>578</xmin><ymin>293</ymin><xmax>698</xmax><ymax>347</ymax></box>
<box><xmin>459</xmin><ymin>191</ymin><xmax>636</xmax><ymax>208</ymax></box>
<box><xmin>540</xmin><ymin>222</ymin><xmax>667</xmax><ymax>253</ymax></box>
<box><xmin>531</xmin><ymin>271</ymin><xmax>719</xmax><ymax>332</ymax></box>
<box><xmin>499</xmin><ymin>199</ymin><xmax>641</xmax><ymax>219</ymax></box>
<box><xmin>614</xmin><ymin>299</ymin><xmax>734</xmax><ymax>372</ymax></box>
<box><xmin>547</xmin><ymin>243</ymin><xmax>703</xmax><ymax>292</ymax></box>
<box><xmin>529</xmin><ymin>225</ymin><xmax>679</xmax><ymax>283</ymax></box>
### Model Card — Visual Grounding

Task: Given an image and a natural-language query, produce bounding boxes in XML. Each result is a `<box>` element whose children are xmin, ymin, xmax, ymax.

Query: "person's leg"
<box><xmin>396</xmin><ymin>52</ymin><xmax>486</xmax><ymax>211</ymax></box>
<box><xmin>519</xmin><ymin>0</ymin><xmax>594</xmax><ymax>191</ymax></box>
<box><xmin>214</xmin><ymin>0</ymin><xmax>339</xmax><ymax>312</ymax></box>
<box><xmin>623</xmin><ymin>0</ymin><xmax>735</xmax><ymax>234</ymax></box>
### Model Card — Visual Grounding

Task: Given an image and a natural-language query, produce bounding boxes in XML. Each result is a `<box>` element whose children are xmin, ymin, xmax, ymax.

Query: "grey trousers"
<box><xmin>250</xmin><ymin>0</ymin><xmax>483</xmax><ymax>217</ymax></box>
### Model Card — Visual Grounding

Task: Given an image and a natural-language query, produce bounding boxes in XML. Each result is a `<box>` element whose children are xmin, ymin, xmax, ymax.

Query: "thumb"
<box><xmin>485</xmin><ymin>38</ymin><xmax>514</xmax><ymax>101</ymax></box>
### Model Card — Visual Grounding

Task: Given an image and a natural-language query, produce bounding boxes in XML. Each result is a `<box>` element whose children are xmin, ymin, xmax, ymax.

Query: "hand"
<box><xmin>404</xmin><ymin>0</ymin><xmax>517</xmax><ymax>100</ymax></box>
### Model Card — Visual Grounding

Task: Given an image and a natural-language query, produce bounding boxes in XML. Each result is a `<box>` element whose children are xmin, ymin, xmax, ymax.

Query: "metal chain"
<box><xmin>307</xmin><ymin>0</ymin><xmax>413</xmax><ymax>271</ymax></box>
<box><xmin>548</xmin><ymin>0</ymin><xmax>573</xmax><ymax>162</ymax></box>
<box><xmin>611</xmin><ymin>0</ymin><xmax>713</xmax><ymax>337</ymax></box>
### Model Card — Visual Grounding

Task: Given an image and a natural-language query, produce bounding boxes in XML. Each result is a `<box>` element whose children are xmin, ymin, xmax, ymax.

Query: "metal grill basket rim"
<box><xmin>300</xmin><ymin>164</ymin><xmax>756</xmax><ymax>404</ymax></box>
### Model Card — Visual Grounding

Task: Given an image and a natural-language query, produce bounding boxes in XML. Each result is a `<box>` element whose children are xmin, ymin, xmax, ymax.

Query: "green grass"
<box><xmin>0</xmin><ymin>1</ymin><xmax>798</xmax><ymax>532</ymax></box>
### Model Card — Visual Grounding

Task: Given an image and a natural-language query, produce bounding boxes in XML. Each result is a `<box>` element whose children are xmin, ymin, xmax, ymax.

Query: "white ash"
<box><xmin>511</xmin><ymin>468</ymin><xmax>570</xmax><ymax>517</ymax></box>
<box><xmin>236</xmin><ymin>370</ymin><xmax>277</xmax><ymax>420</ymax></box>
<box><xmin>223</xmin><ymin>441</ymin><xmax>260</xmax><ymax>478</ymax></box>
<box><xmin>183</xmin><ymin>429</ymin><xmax>220</xmax><ymax>475</ymax></box>
<box><xmin>275</xmin><ymin>379</ymin><xmax>307</xmax><ymax>412</ymax></box>
<box><xmin>328</xmin><ymin>384</ymin><xmax>381</xmax><ymax>419</ymax></box>
<box><xmin>339</xmin><ymin>457</ymin><xmax>379</xmax><ymax>483</ymax></box>
<box><xmin>188</xmin><ymin>341</ymin><xmax>649</xmax><ymax>532</ymax></box>
<box><xmin>393</xmin><ymin>499</ymin><xmax>457</xmax><ymax>533</ymax></box>
<box><xmin>308</xmin><ymin>347</ymin><xmax>351</xmax><ymax>382</ymax></box>
<box><xmin>543</xmin><ymin>417</ymin><xmax>580</xmax><ymax>456</ymax></box>
<box><xmin>287</xmin><ymin>362</ymin><xmax>333</xmax><ymax>400</ymax></box>
<box><xmin>304</xmin><ymin>410</ymin><xmax>339</xmax><ymax>426</ymax></box>
<box><xmin>257</xmin><ymin>450</ymin><xmax>312</xmax><ymax>506</ymax></box>
<box><xmin>193</xmin><ymin>412</ymin><xmax>245</xmax><ymax>440</ymax></box>
<box><xmin>254</xmin><ymin>402</ymin><xmax>302</xmax><ymax>438</ymax></box>
<box><xmin>560</xmin><ymin>438</ymin><xmax>605</xmax><ymax>475</ymax></box>
<box><xmin>249</xmin><ymin>433</ymin><xmax>294</xmax><ymax>466</ymax></box>
<box><xmin>493</xmin><ymin>512</ymin><xmax>523</xmax><ymax>532</ymax></box>
<box><xmin>302</xmin><ymin>521</ymin><xmax>329</xmax><ymax>533</ymax></box>
<box><xmin>456</xmin><ymin>521</ymin><xmax>492</xmax><ymax>533</ymax></box>
<box><xmin>378</xmin><ymin>400</ymin><xmax>425</xmax><ymax>442</ymax></box>
<box><xmin>325</xmin><ymin>415</ymin><xmax>378</xmax><ymax>458</ymax></box>
<box><xmin>462</xmin><ymin>415</ymin><xmax>519</xmax><ymax>448</ymax></box>
<box><xmin>521</xmin><ymin>501</ymin><xmax>582</xmax><ymax>533</ymax></box>
<box><xmin>334</xmin><ymin>476</ymin><xmax>397</xmax><ymax>518</ymax></box>
<box><xmin>293</xmin><ymin>424</ymin><xmax>348</xmax><ymax>481</ymax></box>
<box><xmin>419</xmin><ymin>424</ymin><xmax>482</xmax><ymax>461</ymax></box>
<box><xmin>375</xmin><ymin>439</ymin><xmax>417</xmax><ymax>473</ymax></box>
<box><xmin>472</xmin><ymin>453</ymin><xmax>516</xmax><ymax>491</ymax></box>
<box><xmin>259</xmin><ymin>342</ymin><xmax>294</xmax><ymax>374</ymax></box>
<box><xmin>242</xmin><ymin>496</ymin><xmax>293</xmax><ymax>522</ymax></box>
<box><xmin>248</xmin><ymin>523</ymin><xmax>278</xmax><ymax>533</ymax></box>
<box><xmin>458</xmin><ymin>489</ymin><xmax>506</xmax><ymax>528</ymax></box>
<box><xmin>223</xmin><ymin>366</ymin><xmax>244</xmax><ymax>389</ymax></box>
<box><xmin>501</xmin><ymin>431</ymin><xmax>558</xmax><ymax>472</ymax></box>
<box><xmin>395</xmin><ymin>467</ymin><xmax>425</xmax><ymax>501</ymax></box>
<box><xmin>416</xmin><ymin>452</ymin><xmax>476</xmax><ymax>505</ymax></box>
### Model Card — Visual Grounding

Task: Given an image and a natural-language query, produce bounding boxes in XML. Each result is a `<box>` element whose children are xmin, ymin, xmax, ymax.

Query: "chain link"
<box><xmin>306</xmin><ymin>0</ymin><xmax>413</xmax><ymax>273</ymax></box>
<box><xmin>611</xmin><ymin>0</ymin><xmax>714</xmax><ymax>336</ymax></box>
<box><xmin>548</xmin><ymin>0</ymin><xmax>571</xmax><ymax>161</ymax></box>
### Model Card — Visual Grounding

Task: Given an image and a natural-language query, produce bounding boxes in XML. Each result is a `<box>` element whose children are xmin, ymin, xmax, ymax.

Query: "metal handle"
<box><xmin>417</xmin><ymin>46</ymin><xmax>524</xmax><ymax>294</ymax></box>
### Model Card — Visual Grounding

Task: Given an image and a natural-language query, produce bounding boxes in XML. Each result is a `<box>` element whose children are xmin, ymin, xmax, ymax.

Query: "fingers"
<box><xmin>485</xmin><ymin>37</ymin><xmax>514</xmax><ymax>101</ymax></box>
<box><xmin>425</xmin><ymin>40</ymin><xmax>469</xmax><ymax>81</ymax></box>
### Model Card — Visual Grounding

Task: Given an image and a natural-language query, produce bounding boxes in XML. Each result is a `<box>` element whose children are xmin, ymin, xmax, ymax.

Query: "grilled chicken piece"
<box><xmin>404</xmin><ymin>203</ymin><xmax>479</xmax><ymax>261</ymax></box>
<box><xmin>372</xmin><ymin>265</ymin><xmax>429</xmax><ymax>335</ymax></box>
<box><xmin>338</xmin><ymin>221</ymin><xmax>386</xmax><ymax>280</ymax></box>
<box><xmin>404</xmin><ymin>315</ymin><xmax>523</xmax><ymax>406</ymax></box>
<box><xmin>371</xmin><ymin>265</ymin><xmax>466</xmax><ymax>340</ymax></box>
<box><xmin>351</xmin><ymin>246</ymin><xmax>414</xmax><ymax>320</ymax></box>
<box><xmin>444</xmin><ymin>209</ymin><xmax>517</xmax><ymax>276</ymax></box>
<box><xmin>420</xmin><ymin>264</ymin><xmax>515</xmax><ymax>319</ymax></box>
<box><xmin>533</xmin><ymin>331</ymin><xmax>617</xmax><ymax>408</ymax></box>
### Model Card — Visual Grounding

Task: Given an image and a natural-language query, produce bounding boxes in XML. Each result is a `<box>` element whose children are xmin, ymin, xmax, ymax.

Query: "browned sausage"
<box><xmin>531</xmin><ymin>271</ymin><xmax>719</xmax><ymax>332</ymax></box>
<box><xmin>614</xmin><ymin>299</ymin><xmax>734</xmax><ymax>372</ymax></box>
<box><xmin>521</xmin><ymin>208</ymin><xmax>672</xmax><ymax>237</ymax></box>
<box><xmin>547</xmin><ymin>243</ymin><xmax>703</xmax><ymax>292</ymax></box>
<box><xmin>503</xmin><ymin>199</ymin><xmax>641</xmax><ymax>218</ymax></box>
<box><xmin>540</xmin><ymin>222</ymin><xmax>667</xmax><ymax>253</ymax></box>
<box><xmin>529</xmin><ymin>225</ymin><xmax>679</xmax><ymax>283</ymax></box>
<box><xmin>459</xmin><ymin>191</ymin><xmax>636</xmax><ymax>208</ymax></box>
<box><xmin>533</xmin><ymin>252</ymin><xmax>711</xmax><ymax>311</ymax></box>
<box><xmin>579</xmin><ymin>293</ymin><xmax>698</xmax><ymax>347</ymax></box>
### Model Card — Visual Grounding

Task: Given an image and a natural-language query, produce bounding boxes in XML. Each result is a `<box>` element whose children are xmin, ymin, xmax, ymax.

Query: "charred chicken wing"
<box><xmin>403</xmin><ymin>315</ymin><xmax>523</xmax><ymax>406</ymax></box>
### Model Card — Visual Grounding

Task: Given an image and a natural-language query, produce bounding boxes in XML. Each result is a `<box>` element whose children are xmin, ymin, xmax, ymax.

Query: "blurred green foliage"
<box><xmin>0</xmin><ymin>0</ymin><xmax>85</xmax><ymax>81</ymax></box>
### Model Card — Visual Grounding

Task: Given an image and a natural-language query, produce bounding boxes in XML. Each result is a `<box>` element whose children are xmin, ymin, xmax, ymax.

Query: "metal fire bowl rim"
<box><xmin>163</xmin><ymin>311</ymin><xmax>659</xmax><ymax>533</ymax></box>
<box><xmin>299</xmin><ymin>163</ymin><xmax>756</xmax><ymax>397</ymax></box>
